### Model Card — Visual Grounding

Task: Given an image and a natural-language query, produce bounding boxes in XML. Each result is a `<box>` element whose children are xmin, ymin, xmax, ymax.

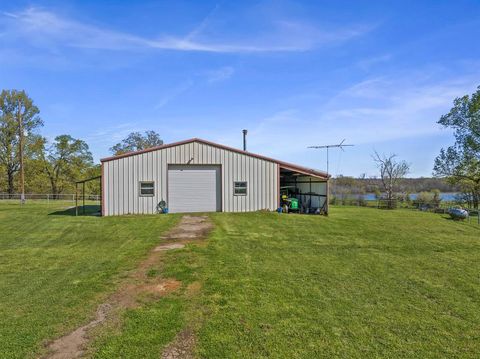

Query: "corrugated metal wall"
<box><xmin>102</xmin><ymin>141</ymin><xmax>279</xmax><ymax>215</ymax></box>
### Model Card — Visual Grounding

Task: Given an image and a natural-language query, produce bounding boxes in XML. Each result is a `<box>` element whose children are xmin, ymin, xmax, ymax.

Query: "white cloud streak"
<box><xmin>356</xmin><ymin>53</ymin><xmax>392</xmax><ymax>70</ymax></box>
<box><xmin>1</xmin><ymin>7</ymin><xmax>372</xmax><ymax>53</ymax></box>
<box><xmin>86</xmin><ymin>122</ymin><xmax>142</xmax><ymax>145</ymax></box>
<box><xmin>205</xmin><ymin>66</ymin><xmax>235</xmax><ymax>83</ymax></box>
<box><xmin>237</xmin><ymin>72</ymin><xmax>479</xmax><ymax>159</ymax></box>
<box><xmin>155</xmin><ymin>80</ymin><xmax>194</xmax><ymax>109</ymax></box>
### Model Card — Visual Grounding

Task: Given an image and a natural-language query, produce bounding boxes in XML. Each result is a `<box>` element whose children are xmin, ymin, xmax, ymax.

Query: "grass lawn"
<box><xmin>1</xmin><ymin>202</ymin><xmax>479</xmax><ymax>358</ymax></box>
<box><xmin>0</xmin><ymin>201</ymin><xmax>179</xmax><ymax>358</ymax></box>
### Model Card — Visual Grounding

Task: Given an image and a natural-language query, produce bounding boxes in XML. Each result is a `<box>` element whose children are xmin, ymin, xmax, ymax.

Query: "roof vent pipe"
<box><xmin>242</xmin><ymin>129</ymin><xmax>248</xmax><ymax>151</ymax></box>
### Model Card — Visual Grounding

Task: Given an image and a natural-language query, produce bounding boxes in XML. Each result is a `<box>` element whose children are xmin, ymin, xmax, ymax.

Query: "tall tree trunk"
<box><xmin>49</xmin><ymin>177</ymin><xmax>58</xmax><ymax>200</ymax></box>
<box><xmin>476</xmin><ymin>182</ymin><xmax>480</xmax><ymax>209</ymax></box>
<box><xmin>7</xmin><ymin>167</ymin><xmax>15</xmax><ymax>197</ymax></box>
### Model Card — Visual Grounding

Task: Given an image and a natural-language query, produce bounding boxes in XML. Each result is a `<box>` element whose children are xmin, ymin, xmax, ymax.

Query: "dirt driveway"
<box><xmin>44</xmin><ymin>215</ymin><xmax>213</xmax><ymax>359</ymax></box>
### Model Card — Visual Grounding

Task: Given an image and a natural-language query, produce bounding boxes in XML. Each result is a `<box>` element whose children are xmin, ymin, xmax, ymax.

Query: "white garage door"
<box><xmin>168</xmin><ymin>165</ymin><xmax>221</xmax><ymax>213</ymax></box>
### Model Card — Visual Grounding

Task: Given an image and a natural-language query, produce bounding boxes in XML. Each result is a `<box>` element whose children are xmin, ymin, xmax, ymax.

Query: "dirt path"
<box><xmin>43</xmin><ymin>215</ymin><xmax>212</xmax><ymax>359</ymax></box>
<box><xmin>161</xmin><ymin>328</ymin><xmax>196</xmax><ymax>359</ymax></box>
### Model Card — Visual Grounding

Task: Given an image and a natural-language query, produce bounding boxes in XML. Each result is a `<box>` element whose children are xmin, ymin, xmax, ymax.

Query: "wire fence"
<box><xmin>0</xmin><ymin>193</ymin><xmax>100</xmax><ymax>202</ymax></box>
<box><xmin>330</xmin><ymin>196</ymin><xmax>479</xmax><ymax>225</ymax></box>
<box><xmin>1</xmin><ymin>193</ymin><xmax>477</xmax><ymax>223</ymax></box>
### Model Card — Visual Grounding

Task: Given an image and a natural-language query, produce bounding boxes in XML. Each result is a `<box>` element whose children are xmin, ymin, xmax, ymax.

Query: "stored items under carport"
<box><xmin>281</xmin><ymin>194</ymin><xmax>299</xmax><ymax>213</ymax></box>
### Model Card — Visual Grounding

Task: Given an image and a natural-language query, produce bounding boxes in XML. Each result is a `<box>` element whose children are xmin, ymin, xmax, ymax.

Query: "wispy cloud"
<box><xmin>1</xmin><ymin>7</ymin><xmax>372</xmax><ymax>54</ymax></box>
<box><xmin>205</xmin><ymin>66</ymin><xmax>235</xmax><ymax>83</ymax></box>
<box><xmin>236</xmin><ymin>70</ymin><xmax>480</xmax><ymax>160</ymax></box>
<box><xmin>86</xmin><ymin>122</ymin><xmax>142</xmax><ymax>145</ymax></box>
<box><xmin>183</xmin><ymin>3</ymin><xmax>220</xmax><ymax>42</ymax></box>
<box><xmin>155</xmin><ymin>80</ymin><xmax>194</xmax><ymax>109</ymax></box>
<box><xmin>356</xmin><ymin>53</ymin><xmax>392</xmax><ymax>70</ymax></box>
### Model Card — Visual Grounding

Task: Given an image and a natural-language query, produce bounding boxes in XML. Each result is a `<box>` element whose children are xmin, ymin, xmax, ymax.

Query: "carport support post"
<box><xmin>82</xmin><ymin>181</ymin><xmax>85</xmax><ymax>215</ymax></box>
<box><xmin>75</xmin><ymin>182</ymin><xmax>78</xmax><ymax>216</ymax></box>
<box><xmin>326</xmin><ymin>179</ymin><xmax>329</xmax><ymax>215</ymax></box>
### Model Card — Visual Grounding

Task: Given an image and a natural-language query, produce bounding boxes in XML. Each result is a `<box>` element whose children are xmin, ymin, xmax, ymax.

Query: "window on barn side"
<box><xmin>234</xmin><ymin>181</ymin><xmax>247</xmax><ymax>195</ymax></box>
<box><xmin>139</xmin><ymin>181</ymin><xmax>155</xmax><ymax>196</ymax></box>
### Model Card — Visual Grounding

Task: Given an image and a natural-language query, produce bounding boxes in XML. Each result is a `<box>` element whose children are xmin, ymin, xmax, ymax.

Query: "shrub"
<box><xmin>405</xmin><ymin>192</ymin><xmax>412</xmax><ymax>204</ymax></box>
<box><xmin>432</xmin><ymin>189</ymin><xmax>442</xmax><ymax>207</ymax></box>
<box><xmin>357</xmin><ymin>194</ymin><xmax>367</xmax><ymax>207</ymax></box>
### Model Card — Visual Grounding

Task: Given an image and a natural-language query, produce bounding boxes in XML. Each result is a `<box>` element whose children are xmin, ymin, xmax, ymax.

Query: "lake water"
<box><xmin>359</xmin><ymin>193</ymin><xmax>459</xmax><ymax>201</ymax></box>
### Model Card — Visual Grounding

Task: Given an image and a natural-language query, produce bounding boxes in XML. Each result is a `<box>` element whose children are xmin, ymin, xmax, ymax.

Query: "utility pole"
<box><xmin>17</xmin><ymin>100</ymin><xmax>25</xmax><ymax>205</ymax></box>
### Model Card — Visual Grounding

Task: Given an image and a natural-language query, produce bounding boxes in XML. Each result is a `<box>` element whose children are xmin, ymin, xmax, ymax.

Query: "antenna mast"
<box><xmin>307</xmin><ymin>139</ymin><xmax>354</xmax><ymax>176</ymax></box>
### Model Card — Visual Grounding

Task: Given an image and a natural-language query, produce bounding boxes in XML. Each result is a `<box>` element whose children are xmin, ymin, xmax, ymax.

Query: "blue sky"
<box><xmin>1</xmin><ymin>0</ymin><xmax>479</xmax><ymax>177</ymax></box>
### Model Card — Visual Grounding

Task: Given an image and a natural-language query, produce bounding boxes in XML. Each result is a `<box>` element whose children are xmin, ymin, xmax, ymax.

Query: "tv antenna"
<box><xmin>308</xmin><ymin>139</ymin><xmax>354</xmax><ymax>176</ymax></box>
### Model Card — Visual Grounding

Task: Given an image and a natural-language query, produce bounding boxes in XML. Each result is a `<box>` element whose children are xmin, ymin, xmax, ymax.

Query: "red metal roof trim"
<box><xmin>100</xmin><ymin>138</ymin><xmax>329</xmax><ymax>179</ymax></box>
<box><xmin>100</xmin><ymin>138</ymin><xmax>197</xmax><ymax>162</ymax></box>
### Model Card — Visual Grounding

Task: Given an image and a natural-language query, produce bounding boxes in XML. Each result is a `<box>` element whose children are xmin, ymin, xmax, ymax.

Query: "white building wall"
<box><xmin>102</xmin><ymin>141</ymin><xmax>279</xmax><ymax>215</ymax></box>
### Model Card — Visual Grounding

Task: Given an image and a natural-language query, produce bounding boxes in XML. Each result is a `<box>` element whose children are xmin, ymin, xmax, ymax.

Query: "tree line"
<box><xmin>337</xmin><ymin>86</ymin><xmax>480</xmax><ymax>209</ymax></box>
<box><xmin>332</xmin><ymin>176</ymin><xmax>459</xmax><ymax>196</ymax></box>
<box><xmin>0</xmin><ymin>89</ymin><xmax>163</xmax><ymax>198</ymax></box>
<box><xmin>1</xmin><ymin>86</ymin><xmax>479</xmax><ymax>208</ymax></box>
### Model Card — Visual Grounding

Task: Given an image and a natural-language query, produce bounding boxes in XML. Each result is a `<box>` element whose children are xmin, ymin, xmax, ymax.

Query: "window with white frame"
<box><xmin>139</xmin><ymin>181</ymin><xmax>154</xmax><ymax>196</ymax></box>
<box><xmin>234</xmin><ymin>181</ymin><xmax>247</xmax><ymax>195</ymax></box>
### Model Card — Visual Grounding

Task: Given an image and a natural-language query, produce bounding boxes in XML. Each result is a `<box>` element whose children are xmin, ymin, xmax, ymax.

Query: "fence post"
<box><xmin>75</xmin><ymin>184</ymin><xmax>78</xmax><ymax>217</ymax></box>
<box><xmin>83</xmin><ymin>182</ymin><xmax>85</xmax><ymax>215</ymax></box>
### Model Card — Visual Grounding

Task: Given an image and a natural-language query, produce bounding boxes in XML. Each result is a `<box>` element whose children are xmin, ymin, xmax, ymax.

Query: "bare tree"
<box><xmin>372</xmin><ymin>151</ymin><xmax>410</xmax><ymax>208</ymax></box>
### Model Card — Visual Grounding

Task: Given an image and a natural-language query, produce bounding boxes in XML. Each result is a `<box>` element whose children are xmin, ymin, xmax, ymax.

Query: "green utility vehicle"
<box><xmin>281</xmin><ymin>194</ymin><xmax>299</xmax><ymax>213</ymax></box>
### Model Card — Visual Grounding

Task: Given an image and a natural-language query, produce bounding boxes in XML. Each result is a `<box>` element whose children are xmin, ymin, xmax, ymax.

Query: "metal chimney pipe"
<box><xmin>242</xmin><ymin>129</ymin><xmax>248</xmax><ymax>151</ymax></box>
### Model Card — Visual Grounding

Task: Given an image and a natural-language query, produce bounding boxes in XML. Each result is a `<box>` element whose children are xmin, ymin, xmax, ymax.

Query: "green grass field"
<box><xmin>0</xmin><ymin>202</ymin><xmax>179</xmax><ymax>358</ymax></box>
<box><xmin>0</xmin><ymin>202</ymin><xmax>479</xmax><ymax>358</ymax></box>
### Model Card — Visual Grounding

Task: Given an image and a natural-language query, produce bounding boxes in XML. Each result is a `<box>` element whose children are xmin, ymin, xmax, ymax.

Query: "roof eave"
<box><xmin>100</xmin><ymin>138</ymin><xmax>200</xmax><ymax>162</ymax></box>
<box><xmin>100</xmin><ymin>137</ymin><xmax>329</xmax><ymax>179</ymax></box>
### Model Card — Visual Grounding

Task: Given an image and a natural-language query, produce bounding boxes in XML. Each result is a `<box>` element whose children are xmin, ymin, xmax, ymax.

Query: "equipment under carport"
<box><xmin>279</xmin><ymin>181</ymin><xmax>327</xmax><ymax>215</ymax></box>
<box><xmin>281</xmin><ymin>193</ymin><xmax>299</xmax><ymax>213</ymax></box>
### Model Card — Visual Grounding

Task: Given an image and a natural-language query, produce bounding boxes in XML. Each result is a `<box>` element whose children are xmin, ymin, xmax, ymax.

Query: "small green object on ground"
<box><xmin>289</xmin><ymin>197</ymin><xmax>299</xmax><ymax>209</ymax></box>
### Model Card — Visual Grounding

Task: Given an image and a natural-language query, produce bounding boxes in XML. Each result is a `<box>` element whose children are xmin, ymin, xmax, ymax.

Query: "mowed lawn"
<box><xmin>1</xmin><ymin>202</ymin><xmax>479</xmax><ymax>358</ymax></box>
<box><xmin>0</xmin><ymin>202</ymin><xmax>179</xmax><ymax>359</ymax></box>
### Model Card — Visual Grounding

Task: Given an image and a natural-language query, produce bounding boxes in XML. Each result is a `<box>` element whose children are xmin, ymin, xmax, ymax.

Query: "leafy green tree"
<box><xmin>41</xmin><ymin>135</ymin><xmax>93</xmax><ymax>197</ymax></box>
<box><xmin>84</xmin><ymin>164</ymin><xmax>101</xmax><ymax>196</ymax></box>
<box><xmin>110</xmin><ymin>131</ymin><xmax>163</xmax><ymax>155</ymax></box>
<box><xmin>434</xmin><ymin>86</ymin><xmax>480</xmax><ymax>208</ymax></box>
<box><xmin>24</xmin><ymin>134</ymin><xmax>50</xmax><ymax>193</ymax></box>
<box><xmin>0</xmin><ymin>90</ymin><xmax>43</xmax><ymax>194</ymax></box>
<box><xmin>416</xmin><ymin>191</ymin><xmax>434</xmax><ymax>205</ymax></box>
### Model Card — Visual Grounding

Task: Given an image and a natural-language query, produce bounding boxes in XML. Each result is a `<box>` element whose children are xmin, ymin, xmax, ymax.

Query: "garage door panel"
<box><xmin>168</xmin><ymin>165</ymin><xmax>221</xmax><ymax>213</ymax></box>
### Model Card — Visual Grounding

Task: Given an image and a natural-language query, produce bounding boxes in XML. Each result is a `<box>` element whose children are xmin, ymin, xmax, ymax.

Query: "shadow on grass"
<box><xmin>49</xmin><ymin>205</ymin><xmax>101</xmax><ymax>216</ymax></box>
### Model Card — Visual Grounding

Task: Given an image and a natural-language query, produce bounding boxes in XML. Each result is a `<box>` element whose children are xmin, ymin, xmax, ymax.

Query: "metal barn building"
<box><xmin>100</xmin><ymin>138</ymin><xmax>329</xmax><ymax>216</ymax></box>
